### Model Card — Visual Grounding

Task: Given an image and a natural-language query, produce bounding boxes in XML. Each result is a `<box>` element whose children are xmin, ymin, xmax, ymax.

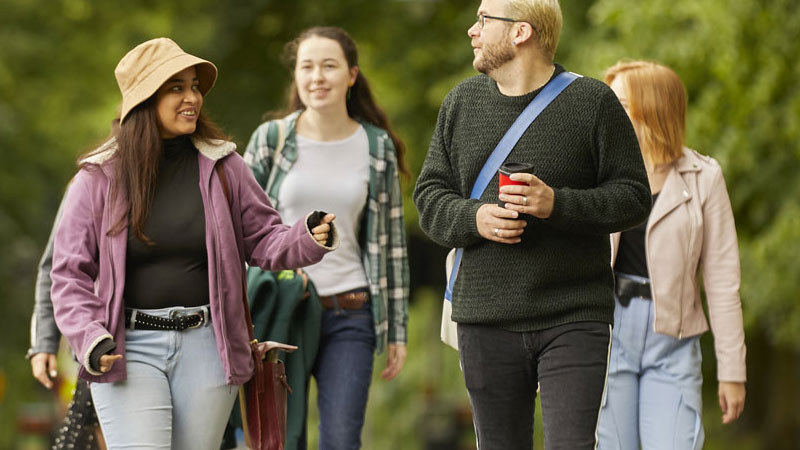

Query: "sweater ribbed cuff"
<box><xmin>466</xmin><ymin>201</ymin><xmax>483</xmax><ymax>239</ymax></box>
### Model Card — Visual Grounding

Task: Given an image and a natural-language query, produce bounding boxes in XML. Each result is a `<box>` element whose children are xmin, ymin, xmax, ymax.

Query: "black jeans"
<box><xmin>457</xmin><ymin>321</ymin><xmax>611</xmax><ymax>450</ymax></box>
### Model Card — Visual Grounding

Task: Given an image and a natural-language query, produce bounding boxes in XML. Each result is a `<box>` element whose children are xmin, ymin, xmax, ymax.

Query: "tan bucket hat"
<box><xmin>115</xmin><ymin>37</ymin><xmax>217</xmax><ymax>123</ymax></box>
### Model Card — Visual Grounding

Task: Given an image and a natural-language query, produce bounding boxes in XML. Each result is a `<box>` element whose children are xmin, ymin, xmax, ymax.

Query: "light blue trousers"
<box><xmin>597</xmin><ymin>274</ymin><xmax>704</xmax><ymax>450</ymax></box>
<box><xmin>90</xmin><ymin>305</ymin><xmax>238</xmax><ymax>450</ymax></box>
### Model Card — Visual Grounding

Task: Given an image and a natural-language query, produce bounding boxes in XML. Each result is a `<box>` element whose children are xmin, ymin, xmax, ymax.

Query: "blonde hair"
<box><xmin>506</xmin><ymin>0</ymin><xmax>562</xmax><ymax>60</ymax></box>
<box><xmin>604</xmin><ymin>60</ymin><xmax>686</xmax><ymax>167</ymax></box>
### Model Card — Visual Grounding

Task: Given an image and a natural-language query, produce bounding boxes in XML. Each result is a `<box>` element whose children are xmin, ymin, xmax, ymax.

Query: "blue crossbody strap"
<box><xmin>445</xmin><ymin>71</ymin><xmax>579</xmax><ymax>301</ymax></box>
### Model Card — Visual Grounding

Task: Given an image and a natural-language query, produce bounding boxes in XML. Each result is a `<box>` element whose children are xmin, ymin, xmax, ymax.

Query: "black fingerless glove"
<box><xmin>307</xmin><ymin>210</ymin><xmax>334</xmax><ymax>247</ymax></box>
<box><xmin>89</xmin><ymin>338</ymin><xmax>117</xmax><ymax>372</ymax></box>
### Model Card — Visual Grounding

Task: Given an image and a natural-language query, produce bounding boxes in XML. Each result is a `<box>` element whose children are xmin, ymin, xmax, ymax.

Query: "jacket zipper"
<box><xmin>678</xmin><ymin>178</ymin><xmax>699</xmax><ymax>340</ymax></box>
<box><xmin>105</xmin><ymin>180</ymin><xmax>116</xmax><ymax>330</ymax></box>
<box><xmin>208</xmin><ymin>161</ymin><xmax>233</xmax><ymax>381</ymax></box>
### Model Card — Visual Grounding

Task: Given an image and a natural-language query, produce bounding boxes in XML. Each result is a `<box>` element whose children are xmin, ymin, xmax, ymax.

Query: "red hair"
<box><xmin>605</xmin><ymin>60</ymin><xmax>686</xmax><ymax>167</ymax></box>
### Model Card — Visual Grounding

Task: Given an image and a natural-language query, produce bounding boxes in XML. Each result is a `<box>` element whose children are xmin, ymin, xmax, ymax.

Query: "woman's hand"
<box><xmin>257</xmin><ymin>341</ymin><xmax>298</xmax><ymax>360</ymax></box>
<box><xmin>719</xmin><ymin>381</ymin><xmax>746</xmax><ymax>424</ymax></box>
<box><xmin>31</xmin><ymin>353</ymin><xmax>58</xmax><ymax>389</ymax></box>
<box><xmin>381</xmin><ymin>343</ymin><xmax>407</xmax><ymax>381</ymax></box>
<box><xmin>98</xmin><ymin>354</ymin><xmax>123</xmax><ymax>373</ymax></box>
<box><xmin>311</xmin><ymin>213</ymin><xmax>336</xmax><ymax>246</ymax></box>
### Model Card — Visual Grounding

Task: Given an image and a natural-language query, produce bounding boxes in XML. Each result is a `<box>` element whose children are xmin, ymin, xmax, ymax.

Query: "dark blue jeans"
<box><xmin>312</xmin><ymin>301</ymin><xmax>376</xmax><ymax>450</ymax></box>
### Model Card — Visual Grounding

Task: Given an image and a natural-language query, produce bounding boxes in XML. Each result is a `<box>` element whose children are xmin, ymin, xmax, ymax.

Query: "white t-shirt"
<box><xmin>277</xmin><ymin>125</ymin><xmax>370</xmax><ymax>296</ymax></box>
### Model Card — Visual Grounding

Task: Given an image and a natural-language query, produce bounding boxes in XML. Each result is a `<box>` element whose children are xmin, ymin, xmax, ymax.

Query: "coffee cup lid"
<box><xmin>500</xmin><ymin>162</ymin><xmax>534</xmax><ymax>174</ymax></box>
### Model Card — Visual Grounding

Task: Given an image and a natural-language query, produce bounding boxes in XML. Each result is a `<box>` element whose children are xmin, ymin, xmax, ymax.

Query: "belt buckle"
<box><xmin>187</xmin><ymin>313</ymin><xmax>204</xmax><ymax>329</ymax></box>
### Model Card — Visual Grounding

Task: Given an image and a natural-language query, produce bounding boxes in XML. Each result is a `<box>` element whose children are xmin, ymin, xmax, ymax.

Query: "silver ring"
<box><xmin>493</xmin><ymin>228</ymin><xmax>499</xmax><ymax>237</ymax></box>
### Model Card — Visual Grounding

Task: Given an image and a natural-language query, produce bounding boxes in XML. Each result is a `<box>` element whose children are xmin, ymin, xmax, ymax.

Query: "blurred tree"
<box><xmin>1</xmin><ymin>0</ymin><xmax>798</xmax><ymax>448</ymax></box>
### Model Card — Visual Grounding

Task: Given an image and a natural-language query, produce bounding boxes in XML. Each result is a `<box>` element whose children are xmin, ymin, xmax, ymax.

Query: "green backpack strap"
<box><xmin>266</xmin><ymin>121</ymin><xmax>278</xmax><ymax>153</ymax></box>
<box><xmin>266</xmin><ymin>118</ymin><xmax>288</xmax><ymax>159</ymax></box>
<box><xmin>263</xmin><ymin>117</ymin><xmax>289</xmax><ymax>207</ymax></box>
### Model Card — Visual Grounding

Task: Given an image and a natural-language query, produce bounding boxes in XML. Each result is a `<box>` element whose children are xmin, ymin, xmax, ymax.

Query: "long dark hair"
<box><xmin>79</xmin><ymin>96</ymin><xmax>228</xmax><ymax>244</ymax></box>
<box><xmin>275</xmin><ymin>26</ymin><xmax>409</xmax><ymax>178</ymax></box>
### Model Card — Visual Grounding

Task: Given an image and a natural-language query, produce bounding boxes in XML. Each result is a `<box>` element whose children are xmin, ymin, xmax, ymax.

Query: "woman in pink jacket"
<box><xmin>50</xmin><ymin>38</ymin><xmax>336</xmax><ymax>450</ymax></box>
<box><xmin>597</xmin><ymin>61</ymin><xmax>747</xmax><ymax>449</ymax></box>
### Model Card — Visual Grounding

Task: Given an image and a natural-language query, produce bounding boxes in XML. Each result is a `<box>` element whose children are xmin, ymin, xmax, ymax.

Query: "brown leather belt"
<box><xmin>319</xmin><ymin>290</ymin><xmax>369</xmax><ymax>310</ymax></box>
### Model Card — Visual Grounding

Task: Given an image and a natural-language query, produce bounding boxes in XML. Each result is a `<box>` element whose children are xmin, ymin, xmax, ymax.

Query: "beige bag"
<box><xmin>440</xmin><ymin>249</ymin><xmax>459</xmax><ymax>350</ymax></box>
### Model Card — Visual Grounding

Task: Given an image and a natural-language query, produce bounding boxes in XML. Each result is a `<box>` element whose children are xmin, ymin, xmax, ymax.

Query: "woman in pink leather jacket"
<box><xmin>597</xmin><ymin>60</ymin><xmax>746</xmax><ymax>450</ymax></box>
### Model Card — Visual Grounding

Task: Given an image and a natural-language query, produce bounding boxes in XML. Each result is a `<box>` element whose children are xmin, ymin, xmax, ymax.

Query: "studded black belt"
<box><xmin>125</xmin><ymin>308</ymin><xmax>207</xmax><ymax>331</ymax></box>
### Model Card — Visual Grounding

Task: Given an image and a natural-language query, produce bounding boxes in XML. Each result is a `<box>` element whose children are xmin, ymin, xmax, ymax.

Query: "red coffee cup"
<box><xmin>499</xmin><ymin>162</ymin><xmax>534</xmax><ymax>207</ymax></box>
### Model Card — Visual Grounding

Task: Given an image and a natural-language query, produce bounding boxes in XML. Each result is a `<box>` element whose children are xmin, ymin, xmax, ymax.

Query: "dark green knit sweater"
<box><xmin>413</xmin><ymin>66</ymin><xmax>651</xmax><ymax>331</ymax></box>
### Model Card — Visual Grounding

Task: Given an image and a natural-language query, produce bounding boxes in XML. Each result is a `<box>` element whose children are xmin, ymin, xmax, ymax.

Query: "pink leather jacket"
<box><xmin>51</xmin><ymin>137</ymin><xmax>335</xmax><ymax>384</ymax></box>
<box><xmin>611</xmin><ymin>148</ymin><xmax>746</xmax><ymax>382</ymax></box>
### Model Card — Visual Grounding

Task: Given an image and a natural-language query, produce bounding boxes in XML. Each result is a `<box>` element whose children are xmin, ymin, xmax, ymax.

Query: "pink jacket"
<box><xmin>611</xmin><ymin>148</ymin><xmax>746</xmax><ymax>382</ymax></box>
<box><xmin>51</xmin><ymin>137</ymin><xmax>334</xmax><ymax>384</ymax></box>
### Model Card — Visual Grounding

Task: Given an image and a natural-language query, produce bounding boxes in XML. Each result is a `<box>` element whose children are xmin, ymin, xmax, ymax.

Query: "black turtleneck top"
<box><xmin>615</xmin><ymin>192</ymin><xmax>660</xmax><ymax>278</ymax></box>
<box><xmin>123</xmin><ymin>135</ymin><xmax>210</xmax><ymax>309</ymax></box>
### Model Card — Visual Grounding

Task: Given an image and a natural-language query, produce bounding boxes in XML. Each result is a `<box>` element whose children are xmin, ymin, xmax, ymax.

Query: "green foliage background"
<box><xmin>1</xmin><ymin>0</ymin><xmax>798</xmax><ymax>448</ymax></box>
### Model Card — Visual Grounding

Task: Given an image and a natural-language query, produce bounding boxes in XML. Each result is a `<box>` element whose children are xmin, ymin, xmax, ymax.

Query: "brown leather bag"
<box><xmin>238</xmin><ymin>315</ymin><xmax>294</xmax><ymax>450</ymax></box>
<box><xmin>216</xmin><ymin>164</ymin><xmax>295</xmax><ymax>450</ymax></box>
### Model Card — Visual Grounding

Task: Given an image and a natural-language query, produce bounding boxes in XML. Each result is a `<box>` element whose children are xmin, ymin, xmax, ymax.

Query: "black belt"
<box><xmin>125</xmin><ymin>308</ymin><xmax>207</xmax><ymax>331</ymax></box>
<box><xmin>615</xmin><ymin>275</ymin><xmax>652</xmax><ymax>307</ymax></box>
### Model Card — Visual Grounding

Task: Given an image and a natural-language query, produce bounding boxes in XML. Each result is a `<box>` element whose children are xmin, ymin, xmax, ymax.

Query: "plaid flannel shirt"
<box><xmin>243</xmin><ymin>111</ymin><xmax>409</xmax><ymax>352</ymax></box>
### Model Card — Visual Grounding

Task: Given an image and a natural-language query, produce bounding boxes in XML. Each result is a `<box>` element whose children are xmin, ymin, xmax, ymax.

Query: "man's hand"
<box><xmin>98</xmin><ymin>354</ymin><xmax>123</xmax><ymax>373</ymax></box>
<box><xmin>311</xmin><ymin>213</ymin><xmax>336</xmax><ymax>246</ymax></box>
<box><xmin>381</xmin><ymin>344</ymin><xmax>407</xmax><ymax>381</ymax></box>
<box><xmin>719</xmin><ymin>381</ymin><xmax>746</xmax><ymax>424</ymax></box>
<box><xmin>476</xmin><ymin>204</ymin><xmax>526</xmax><ymax>244</ymax></box>
<box><xmin>31</xmin><ymin>353</ymin><xmax>58</xmax><ymax>389</ymax></box>
<box><xmin>499</xmin><ymin>173</ymin><xmax>555</xmax><ymax>219</ymax></box>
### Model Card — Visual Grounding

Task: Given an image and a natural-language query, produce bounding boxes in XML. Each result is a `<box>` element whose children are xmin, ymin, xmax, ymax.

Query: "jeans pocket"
<box><xmin>665</xmin><ymin>336</ymin><xmax>702</xmax><ymax>379</ymax></box>
<box><xmin>322</xmin><ymin>308</ymin><xmax>376</xmax><ymax>349</ymax></box>
<box><xmin>677</xmin><ymin>387</ymin><xmax>704</xmax><ymax>450</ymax></box>
<box><xmin>123</xmin><ymin>329</ymin><xmax>165</xmax><ymax>364</ymax></box>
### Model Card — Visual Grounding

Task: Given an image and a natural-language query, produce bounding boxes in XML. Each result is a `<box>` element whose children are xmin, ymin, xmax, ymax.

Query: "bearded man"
<box><xmin>413</xmin><ymin>1</ymin><xmax>651</xmax><ymax>448</ymax></box>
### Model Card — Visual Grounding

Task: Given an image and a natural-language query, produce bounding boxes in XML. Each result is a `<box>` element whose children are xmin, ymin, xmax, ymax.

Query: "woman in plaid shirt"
<box><xmin>243</xmin><ymin>26</ymin><xmax>410</xmax><ymax>449</ymax></box>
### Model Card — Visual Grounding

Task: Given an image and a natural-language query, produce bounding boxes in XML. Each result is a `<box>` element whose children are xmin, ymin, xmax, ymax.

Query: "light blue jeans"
<box><xmin>90</xmin><ymin>305</ymin><xmax>238</xmax><ymax>450</ymax></box>
<box><xmin>597</xmin><ymin>274</ymin><xmax>704</xmax><ymax>450</ymax></box>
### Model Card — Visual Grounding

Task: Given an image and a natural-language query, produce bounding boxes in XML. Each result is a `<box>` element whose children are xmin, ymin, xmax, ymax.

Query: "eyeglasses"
<box><xmin>477</xmin><ymin>14</ymin><xmax>521</xmax><ymax>29</ymax></box>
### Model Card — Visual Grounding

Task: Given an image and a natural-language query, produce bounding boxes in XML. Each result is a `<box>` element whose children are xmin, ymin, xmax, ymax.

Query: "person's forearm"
<box><xmin>29</xmin><ymin>193</ymin><xmax>67</xmax><ymax>357</ymax></box>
